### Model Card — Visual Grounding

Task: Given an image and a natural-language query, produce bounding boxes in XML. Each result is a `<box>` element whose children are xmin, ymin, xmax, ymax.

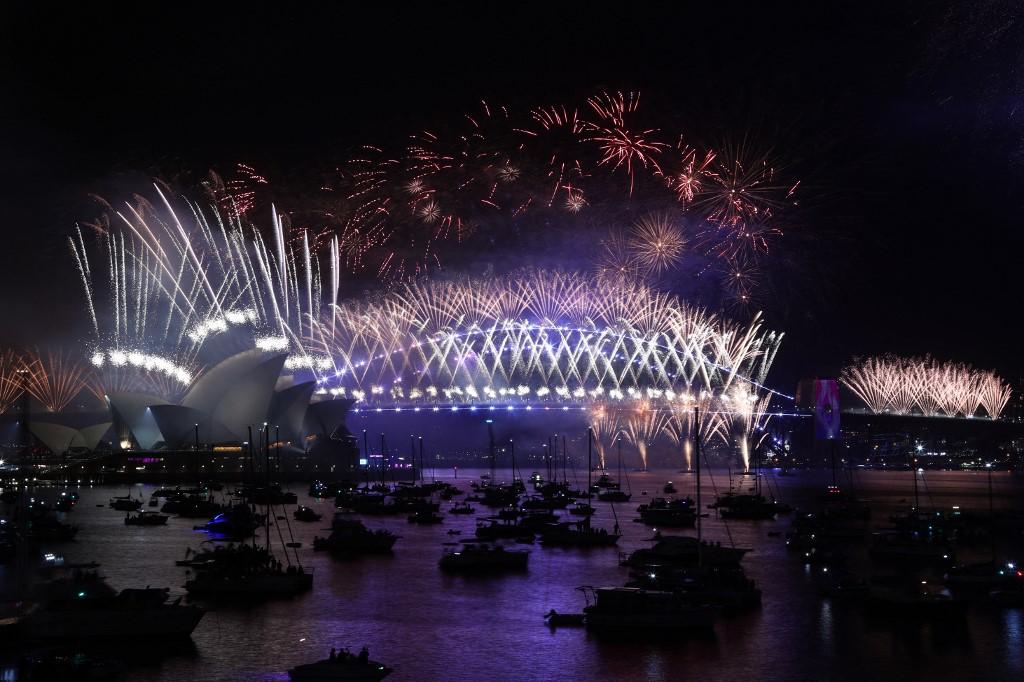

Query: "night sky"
<box><xmin>2</xmin><ymin>2</ymin><xmax>1021</xmax><ymax>392</ymax></box>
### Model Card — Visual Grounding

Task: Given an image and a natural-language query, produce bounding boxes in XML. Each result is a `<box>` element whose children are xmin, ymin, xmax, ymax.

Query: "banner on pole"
<box><xmin>814</xmin><ymin>379</ymin><xmax>840</xmax><ymax>440</ymax></box>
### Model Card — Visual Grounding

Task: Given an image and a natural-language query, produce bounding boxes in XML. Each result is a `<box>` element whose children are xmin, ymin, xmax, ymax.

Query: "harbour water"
<box><xmin>3</xmin><ymin>468</ymin><xmax>1023</xmax><ymax>681</ymax></box>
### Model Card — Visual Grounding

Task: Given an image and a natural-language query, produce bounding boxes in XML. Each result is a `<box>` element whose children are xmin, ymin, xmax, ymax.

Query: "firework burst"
<box><xmin>628</xmin><ymin>214</ymin><xmax>686</xmax><ymax>275</ymax></box>
<box><xmin>19</xmin><ymin>348</ymin><xmax>91</xmax><ymax>413</ymax></box>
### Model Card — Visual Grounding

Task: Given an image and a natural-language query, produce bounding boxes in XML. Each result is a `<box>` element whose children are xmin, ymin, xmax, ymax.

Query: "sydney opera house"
<box><xmin>7</xmin><ymin>348</ymin><xmax>359</xmax><ymax>476</ymax></box>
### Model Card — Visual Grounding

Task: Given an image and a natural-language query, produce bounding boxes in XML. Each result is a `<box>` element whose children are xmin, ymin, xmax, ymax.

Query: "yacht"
<box><xmin>313</xmin><ymin>517</ymin><xmax>398</xmax><ymax>555</ymax></box>
<box><xmin>23</xmin><ymin>571</ymin><xmax>204</xmax><ymax>639</ymax></box>
<box><xmin>124</xmin><ymin>511</ymin><xmax>169</xmax><ymax>526</ymax></box>
<box><xmin>581</xmin><ymin>586</ymin><xmax>715</xmax><ymax>631</ymax></box>
<box><xmin>439</xmin><ymin>542</ymin><xmax>529</xmax><ymax>573</ymax></box>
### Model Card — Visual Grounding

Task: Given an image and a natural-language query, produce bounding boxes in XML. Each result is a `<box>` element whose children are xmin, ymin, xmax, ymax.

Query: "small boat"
<box><xmin>866</xmin><ymin>582</ymin><xmax>967</xmax><ymax>618</ymax></box>
<box><xmin>449</xmin><ymin>502</ymin><xmax>475</xmax><ymax>515</ymax></box>
<box><xmin>544</xmin><ymin>609</ymin><xmax>585</xmax><ymax>627</ymax></box>
<box><xmin>636</xmin><ymin>497</ymin><xmax>696</xmax><ymax>528</ymax></box>
<box><xmin>569</xmin><ymin>502</ymin><xmax>595</xmax><ymax>517</ymax></box>
<box><xmin>293</xmin><ymin>506</ymin><xmax>323</xmax><ymax>522</ymax></box>
<box><xmin>194</xmin><ymin>505</ymin><xmax>264</xmax><ymax>537</ymax></box>
<box><xmin>289</xmin><ymin>648</ymin><xmax>392</xmax><ymax>681</ymax></box>
<box><xmin>663</xmin><ymin>482</ymin><xmax>678</xmax><ymax>494</ymax></box>
<box><xmin>407</xmin><ymin>511</ymin><xmax>444</xmax><ymax>525</ymax></box>
<box><xmin>439</xmin><ymin>542</ymin><xmax>529</xmax><ymax>573</ymax></box>
<box><xmin>125</xmin><ymin>511</ymin><xmax>169</xmax><ymax>526</ymax></box>
<box><xmin>820</xmin><ymin>575</ymin><xmax>869</xmax><ymax>598</ymax></box>
<box><xmin>28</xmin><ymin>514</ymin><xmax>79</xmax><ymax>542</ymax></box>
<box><xmin>109</xmin><ymin>496</ymin><xmax>143</xmax><ymax>512</ymax></box>
<box><xmin>55</xmin><ymin>494</ymin><xmax>76</xmax><ymax>512</ymax></box>
<box><xmin>990</xmin><ymin>588</ymin><xmax>1024</xmax><ymax>608</ymax></box>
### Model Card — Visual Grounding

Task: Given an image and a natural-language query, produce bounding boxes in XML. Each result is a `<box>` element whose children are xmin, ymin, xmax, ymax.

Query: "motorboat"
<box><xmin>581</xmin><ymin>586</ymin><xmax>715</xmax><ymax>631</ymax></box>
<box><xmin>23</xmin><ymin>572</ymin><xmax>204</xmax><ymax>639</ymax></box>
<box><xmin>439</xmin><ymin>542</ymin><xmax>529</xmax><ymax>573</ymax></box>
<box><xmin>293</xmin><ymin>506</ymin><xmax>323</xmax><ymax>522</ymax></box>
<box><xmin>313</xmin><ymin>517</ymin><xmax>398</xmax><ymax>555</ymax></box>
<box><xmin>124</xmin><ymin>511</ymin><xmax>169</xmax><ymax>526</ymax></box>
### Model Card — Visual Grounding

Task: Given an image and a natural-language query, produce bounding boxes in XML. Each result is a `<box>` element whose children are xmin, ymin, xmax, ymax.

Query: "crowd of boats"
<box><xmin>2</xmin><ymin>430</ymin><xmax>1023</xmax><ymax>678</ymax></box>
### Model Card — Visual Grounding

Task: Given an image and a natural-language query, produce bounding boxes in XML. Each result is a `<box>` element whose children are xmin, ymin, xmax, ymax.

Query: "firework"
<box><xmin>588</xmin><ymin>402</ymin><xmax>620</xmax><ymax>469</ymax></box>
<box><xmin>585</xmin><ymin>91</ymin><xmax>668</xmax><ymax>196</ymax></box>
<box><xmin>0</xmin><ymin>349</ymin><xmax>26</xmax><ymax>413</ymax></box>
<box><xmin>19</xmin><ymin>349</ymin><xmax>91</xmax><ymax>413</ymax></box>
<box><xmin>841</xmin><ymin>355</ymin><xmax>1011</xmax><ymax>419</ymax></box>
<box><xmin>628</xmin><ymin>214</ymin><xmax>686</xmax><ymax>275</ymax></box>
<box><xmin>720</xmin><ymin>387</ymin><xmax>773</xmax><ymax>470</ymax></box>
<box><xmin>623</xmin><ymin>403</ymin><xmax>670</xmax><ymax>470</ymax></box>
<box><xmin>307</xmin><ymin>270</ymin><xmax>784</xmax><ymax>418</ymax></box>
<box><xmin>73</xmin><ymin>189</ymin><xmax>336</xmax><ymax>382</ymax></box>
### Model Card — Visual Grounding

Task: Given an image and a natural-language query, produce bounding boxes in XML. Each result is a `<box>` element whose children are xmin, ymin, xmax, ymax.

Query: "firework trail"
<box><xmin>0</xmin><ymin>349</ymin><xmax>26</xmax><ymax>413</ymax></box>
<box><xmin>306</xmin><ymin>269</ymin><xmax>786</xmax><ymax>446</ymax></box>
<box><xmin>623</xmin><ymin>402</ymin><xmax>670</xmax><ymax>470</ymax></box>
<box><xmin>841</xmin><ymin>355</ymin><xmax>1011</xmax><ymax>418</ymax></box>
<box><xmin>74</xmin><ymin>188</ymin><xmax>336</xmax><ymax>395</ymax></box>
<box><xmin>19</xmin><ymin>348</ymin><xmax>91</xmax><ymax>413</ymax></box>
<box><xmin>588</xmin><ymin>402</ymin><xmax>620</xmax><ymax>469</ymax></box>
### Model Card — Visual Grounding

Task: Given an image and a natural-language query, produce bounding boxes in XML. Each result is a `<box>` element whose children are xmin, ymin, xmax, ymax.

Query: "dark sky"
<box><xmin>1</xmin><ymin>2</ymin><xmax>1021</xmax><ymax>390</ymax></box>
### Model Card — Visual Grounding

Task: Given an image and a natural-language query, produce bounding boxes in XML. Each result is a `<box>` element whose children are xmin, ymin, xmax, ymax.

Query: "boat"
<box><xmin>109</xmin><ymin>495</ymin><xmax>143</xmax><ymax>512</ymax></box>
<box><xmin>544</xmin><ymin>609</ymin><xmax>585</xmax><ymax>627</ymax></box>
<box><xmin>293</xmin><ymin>506</ymin><xmax>323</xmax><ymax>522</ymax></box>
<box><xmin>663</xmin><ymin>482</ymin><xmax>678</xmax><ymax>494</ymax></box>
<box><xmin>521</xmin><ymin>495</ymin><xmax>570</xmax><ymax>510</ymax></box>
<box><xmin>627</xmin><ymin>564</ymin><xmax>761</xmax><ymax>611</ymax></box>
<box><xmin>868</xmin><ymin>531</ymin><xmax>953</xmax><ymax>564</ymax></box>
<box><xmin>569</xmin><ymin>502</ymin><xmax>595</xmax><ymax>517</ymax></box>
<box><xmin>865</xmin><ymin>582</ymin><xmax>967</xmax><ymax>618</ymax></box>
<box><xmin>28</xmin><ymin>513</ymin><xmax>78</xmax><ymax>542</ymax></box>
<box><xmin>990</xmin><ymin>586</ymin><xmax>1024</xmax><ymax>607</ymax></box>
<box><xmin>581</xmin><ymin>586</ymin><xmax>715</xmax><ymax>631</ymax></box>
<box><xmin>313</xmin><ymin>517</ymin><xmax>398</xmax><ymax>555</ymax></box>
<box><xmin>184</xmin><ymin>544</ymin><xmax>313</xmax><ymax>599</ymax></box>
<box><xmin>309</xmin><ymin>480</ymin><xmax>356</xmax><ymax>498</ymax></box>
<box><xmin>945</xmin><ymin>560</ymin><xmax>1022</xmax><ymax>590</ymax></box>
<box><xmin>474</xmin><ymin>516</ymin><xmax>533</xmax><ymax>541</ymax></box>
<box><xmin>636</xmin><ymin>497</ymin><xmax>697</xmax><ymax>527</ymax></box>
<box><xmin>289</xmin><ymin>649</ymin><xmax>392</xmax><ymax>680</ymax></box>
<box><xmin>194</xmin><ymin>505</ymin><xmax>265</xmax><ymax>537</ymax></box>
<box><xmin>162</xmin><ymin>494</ymin><xmax>224</xmax><ymax>518</ymax></box>
<box><xmin>622</xmin><ymin>534</ymin><xmax>749</xmax><ymax>569</ymax></box>
<box><xmin>23</xmin><ymin>571</ymin><xmax>204</xmax><ymax>639</ymax></box>
<box><xmin>539</xmin><ymin>520</ymin><xmax>620</xmax><ymax>548</ymax></box>
<box><xmin>186</xmin><ymin>566</ymin><xmax>313</xmax><ymax>598</ymax></box>
<box><xmin>407</xmin><ymin>511</ymin><xmax>444</xmax><ymax>524</ymax></box>
<box><xmin>820</xmin><ymin>575</ymin><xmax>870</xmax><ymax>598</ymax></box>
<box><xmin>711</xmin><ymin>492</ymin><xmax>781</xmax><ymax>520</ymax></box>
<box><xmin>124</xmin><ymin>511</ymin><xmax>169</xmax><ymax>526</ymax></box>
<box><xmin>439</xmin><ymin>542</ymin><xmax>529</xmax><ymax>573</ymax></box>
<box><xmin>55</xmin><ymin>494</ymin><xmax>77</xmax><ymax>512</ymax></box>
<box><xmin>237</xmin><ymin>484</ymin><xmax>298</xmax><ymax>506</ymax></box>
<box><xmin>448</xmin><ymin>502</ymin><xmax>475</xmax><ymax>515</ymax></box>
